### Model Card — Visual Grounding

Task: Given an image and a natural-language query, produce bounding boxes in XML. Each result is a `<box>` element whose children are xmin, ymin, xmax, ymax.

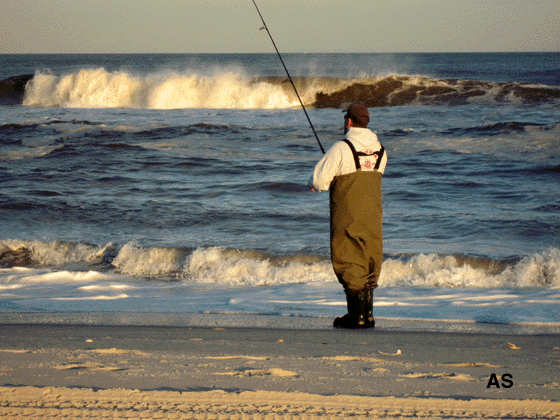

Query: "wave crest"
<box><xmin>22</xmin><ymin>69</ymin><xmax>302</xmax><ymax>109</ymax></box>
<box><xmin>6</xmin><ymin>69</ymin><xmax>558</xmax><ymax>109</ymax></box>
<box><xmin>1</xmin><ymin>240</ymin><xmax>559</xmax><ymax>288</ymax></box>
<box><xmin>380</xmin><ymin>250</ymin><xmax>560</xmax><ymax>288</ymax></box>
<box><xmin>314</xmin><ymin>75</ymin><xmax>560</xmax><ymax>108</ymax></box>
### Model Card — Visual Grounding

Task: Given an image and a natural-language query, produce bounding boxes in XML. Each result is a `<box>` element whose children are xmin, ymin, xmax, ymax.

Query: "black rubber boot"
<box><xmin>364</xmin><ymin>289</ymin><xmax>375</xmax><ymax>328</ymax></box>
<box><xmin>333</xmin><ymin>289</ymin><xmax>367</xmax><ymax>329</ymax></box>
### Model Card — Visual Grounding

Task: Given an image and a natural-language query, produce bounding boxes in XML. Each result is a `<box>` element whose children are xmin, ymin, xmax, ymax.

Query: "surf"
<box><xmin>3</xmin><ymin>68</ymin><xmax>559</xmax><ymax>109</ymax></box>
<box><xmin>2</xmin><ymin>239</ymin><xmax>559</xmax><ymax>288</ymax></box>
<box><xmin>20</xmin><ymin>69</ymin><xmax>303</xmax><ymax>109</ymax></box>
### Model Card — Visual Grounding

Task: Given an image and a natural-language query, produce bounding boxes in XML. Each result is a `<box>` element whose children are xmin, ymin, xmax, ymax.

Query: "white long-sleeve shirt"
<box><xmin>309</xmin><ymin>127</ymin><xmax>387</xmax><ymax>192</ymax></box>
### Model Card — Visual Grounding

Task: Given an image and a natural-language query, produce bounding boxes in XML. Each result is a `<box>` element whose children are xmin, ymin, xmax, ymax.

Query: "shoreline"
<box><xmin>1</xmin><ymin>311</ymin><xmax>560</xmax><ymax>335</ymax></box>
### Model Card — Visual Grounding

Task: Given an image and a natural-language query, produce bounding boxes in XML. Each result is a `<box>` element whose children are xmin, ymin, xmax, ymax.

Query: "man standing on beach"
<box><xmin>309</xmin><ymin>104</ymin><xmax>387</xmax><ymax>329</ymax></box>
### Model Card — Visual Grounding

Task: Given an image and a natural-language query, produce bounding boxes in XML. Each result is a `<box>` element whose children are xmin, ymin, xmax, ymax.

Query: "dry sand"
<box><xmin>1</xmin><ymin>323</ymin><xmax>559</xmax><ymax>419</ymax></box>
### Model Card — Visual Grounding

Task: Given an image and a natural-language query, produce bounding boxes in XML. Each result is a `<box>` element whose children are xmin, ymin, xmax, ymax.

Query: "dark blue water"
<box><xmin>1</xmin><ymin>53</ymin><xmax>559</xmax><ymax>281</ymax></box>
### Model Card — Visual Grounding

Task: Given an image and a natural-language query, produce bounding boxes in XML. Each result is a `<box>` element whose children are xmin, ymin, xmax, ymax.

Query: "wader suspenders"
<box><xmin>342</xmin><ymin>139</ymin><xmax>385</xmax><ymax>171</ymax></box>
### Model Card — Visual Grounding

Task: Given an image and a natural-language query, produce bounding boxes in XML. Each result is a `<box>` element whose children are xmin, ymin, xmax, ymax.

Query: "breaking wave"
<box><xmin>2</xmin><ymin>69</ymin><xmax>559</xmax><ymax>109</ymax></box>
<box><xmin>1</xmin><ymin>240</ymin><xmax>559</xmax><ymax>288</ymax></box>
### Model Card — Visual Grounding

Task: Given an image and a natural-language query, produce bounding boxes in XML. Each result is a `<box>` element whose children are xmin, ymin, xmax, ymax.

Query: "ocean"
<box><xmin>1</xmin><ymin>53</ymin><xmax>559</xmax><ymax>332</ymax></box>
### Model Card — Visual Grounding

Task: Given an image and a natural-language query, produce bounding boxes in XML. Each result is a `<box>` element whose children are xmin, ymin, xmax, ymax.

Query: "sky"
<box><xmin>1</xmin><ymin>0</ymin><xmax>558</xmax><ymax>54</ymax></box>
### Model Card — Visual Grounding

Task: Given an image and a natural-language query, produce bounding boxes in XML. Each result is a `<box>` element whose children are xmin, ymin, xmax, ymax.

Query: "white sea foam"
<box><xmin>183</xmin><ymin>246</ymin><xmax>333</xmax><ymax>286</ymax></box>
<box><xmin>1</xmin><ymin>240</ymin><xmax>559</xmax><ymax>325</ymax></box>
<box><xmin>17</xmin><ymin>270</ymin><xmax>112</xmax><ymax>284</ymax></box>
<box><xmin>1</xmin><ymin>265</ymin><xmax>559</xmax><ymax>326</ymax></box>
<box><xmin>0</xmin><ymin>145</ymin><xmax>64</xmax><ymax>162</ymax></box>
<box><xmin>52</xmin><ymin>294</ymin><xmax>130</xmax><ymax>301</ymax></box>
<box><xmin>2</xmin><ymin>240</ymin><xmax>560</xmax><ymax>288</ymax></box>
<box><xmin>111</xmin><ymin>242</ymin><xmax>189</xmax><ymax>276</ymax></box>
<box><xmin>379</xmin><ymin>250</ymin><xmax>560</xmax><ymax>288</ymax></box>
<box><xmin>22</xmin><ymin>69</ymin><xmax>303</xmax><ymax>109</ymax></box>
<box><xmin>21</xmin><ymin>67</ymin><xmax>559</xmax><ymax>110</ymax></box>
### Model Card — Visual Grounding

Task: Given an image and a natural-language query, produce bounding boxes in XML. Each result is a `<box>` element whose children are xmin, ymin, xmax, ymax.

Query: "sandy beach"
<box><xmin>2</xmin><ymin>48</ymin><xmax>560</xmax><ymax>419</ymax></box>
<box><xmin>1</xmin><ymin>321</ymin><xmax>559</xmax><ymax>419</ymax></box>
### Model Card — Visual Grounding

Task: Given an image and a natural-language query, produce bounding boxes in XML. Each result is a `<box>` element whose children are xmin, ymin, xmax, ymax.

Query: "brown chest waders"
<box><xmin>330</xmin><ymin>140</ymin><xmax>384</xmax><ymax>328</ymax></box>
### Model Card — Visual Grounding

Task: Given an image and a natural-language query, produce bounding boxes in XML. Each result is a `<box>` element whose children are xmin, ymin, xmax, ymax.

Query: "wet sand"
<box><xmin>1</xmin><ymin>322</ymin><xmax>559</xmax><ymax>418</ymax></box>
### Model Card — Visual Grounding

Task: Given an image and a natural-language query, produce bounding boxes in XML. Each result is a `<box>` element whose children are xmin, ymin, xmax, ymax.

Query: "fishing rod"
<box><xmin>251</xmin><ymin>0</ymin><xmax>325</xmax><ymax>154</ymax></box>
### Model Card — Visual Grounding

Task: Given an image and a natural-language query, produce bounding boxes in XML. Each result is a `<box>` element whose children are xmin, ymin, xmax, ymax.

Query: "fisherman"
<box><xmin>309</xmin><ymin>104</ymin><xmax>387</xmax><ymax>329</ymax></box>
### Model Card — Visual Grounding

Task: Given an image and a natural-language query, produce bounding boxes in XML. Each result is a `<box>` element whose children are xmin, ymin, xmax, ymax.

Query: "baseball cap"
<box><xmin>343</xmin><ymin>103</ymin><xmax>370</xmax><ymax>126</ymax></box>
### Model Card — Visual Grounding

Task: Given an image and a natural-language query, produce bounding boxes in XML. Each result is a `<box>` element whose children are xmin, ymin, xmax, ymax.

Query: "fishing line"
<box><xmin>251</xmin><ymin>0</ymin><xmax>325</xmax><ymax>154</ymax></box>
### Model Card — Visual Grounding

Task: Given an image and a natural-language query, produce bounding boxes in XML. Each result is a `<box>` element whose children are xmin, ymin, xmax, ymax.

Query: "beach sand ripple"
<box><xmin>1</xmin><ymin>386</ymin><xmax>559</xmax><ymax>419</ymax></box>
